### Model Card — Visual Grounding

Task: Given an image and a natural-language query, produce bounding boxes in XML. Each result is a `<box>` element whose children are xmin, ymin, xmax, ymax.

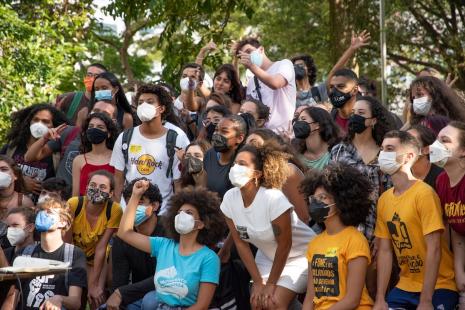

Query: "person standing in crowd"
<box><xmin>406</xmin><ymin>124</ymin><xmax>443</xmax><ymax>189</ymax></box>
<box><xmin>24</xmin><ymin>100</ymin><xmax>118</xmax><ymax>187</ymax></box>
<box><xmin>198</xmin><ymin>105</ymin><xmax>232</xmax><ymax>142</ymax></box>
<box><xmin>15</xmin><ymin>198</ymin><xmax>87</xmax><ymax>310</ymax></box>
<box><xmin>110</xmin><ymin>84</ymin><xmax>189</xmax><ymax>213</ymax></box>
<box><xmin>175</xmin><ymin>63</ymin><xmax>208</xmax><ymax>113</ymax></box>
<box><xmin>76</xmin><ymin>71</ymin><xmax>134</xmax><ymax>130</ymax></box>
<box><xmin>179</xmin><ymin>140</ymin><xmax>211</xmax><ymax>187</ymax></box>
<box><xmin>301</xmin><ymin>163</ymin><xmax>374</xmax><ymax>309</ymax></box>
<box><xmin>56</xmin><ymin>63</ymin><xmax>107</xmax><ymax>123</ymax></box>
<box><xmin>294</xmin><ymin>106</ymin><xmax>341</xmax><ymax>171</ymax></box>
<box><xmin>239</xmin><ymin>98</ymin><xmax>270</xmax><ymax>129</ymax></box>
<box><xmin>0</xmin><ymin>155</ymin><xmax>34</xmax><ymax>221</ymax></box>
<box><xmin>117</xmin><ymin>182</ymin><xmax>225</xmax><ymax>310</ymax></box>
<box><xmin>235</xmin><ymin>37</ymin><xmax>295</xmax><ymax>131</ymax></box>
<box><xmin>66</xmin><ymin>170</ymin><xmax>122</xmax><ymax>309</ymax></box>
<box><xmin>106</xmin><ymin>178</ymin><xmax>163</xmax><ymax>310</ymax></box>
<box><xmin>39</xmin><ymin>177</ymin><xmax>71</xmax><ymax>203</ymax></box>
<box><xmin>72</xmin><ymin>113</ymin><xmax>118</xmax><ymax>196</ymax></box>
<box><xmin>407</xmin><ymin>76</ymin><xmax>465</xmax><ymax>135</ymax></box>
<box><xmin>331</xmin><ymin>96</ymin><xmax>394</xmax><ymax>243</ymax></box>
<box><xmin>431</xmin><ymin>121</ymin><xmax>465</xmax><ymax>307</ymax></box>
<box><xmin>374</xmin><ymin>130</ymin><xmax>458</xmax><ymax>310</ymax></box>
<box><xmin>1</xmin><ymin>104</ymin><xmax>69</xmax><ymax>198</ymax></box>
<box><xmin>221</xmin><ymin>143</ymin><xmax>316</xmax><ymax>310</ymax></box>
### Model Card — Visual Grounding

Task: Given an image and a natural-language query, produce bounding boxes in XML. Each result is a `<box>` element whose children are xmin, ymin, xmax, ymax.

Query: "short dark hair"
<box><xmin>164</xmin><ymin>186</ymin><xmax>226</xmax><ymax>247</ymax></box>
<box><xmin>300</xmin><ymin>163</ymin><xmax>372</xmax><ymax>227</ymax></box>
<box><xmin>180</xmin><ymin>63</ymin><xmax>205</xmax><ymax>82</ymax></box>
<box><xmin>407</xmin><ymin>124</ymin><xmax>436</xmax><ymax>148</ymax></box>
<box><xmin>235</xmin><ymin>37</ymin><xmax>261</xmax><ymax>55</ymax></box>
<box><xmin>42</xmin><ymin>177</ymin><xmax>70</xmax><ymax>200</ymax></box>
<box><xmin>7</xmin><ymin>207</ymin><xmax>36</xmax><ymax>225</ymax></box>
<box><xmin>135</xmin><ymin>83</ymin><xmax>175</xmax><ymax>122</ymax></box>
<box><xmin>291</xmin><ymin>54</ymin><xmax>317</xmax><ymax>85</ymax></box>
<box><xmin>122</xmin><ymin>178</ymin><xmax>163</xmax><ymax>212</ymax></box>
<box><xmin>88</xmin><ymin>63</ymin><xmax>107</xmax><ymax>71</ymax></box>
<box><xmin>207</xmin><ymin>92</ymin><xmax>233</xmax><ymax>111</ymax></box>
<box><xmin>88</xmin><ymin>170</ymin><xmax>115</xmax><ymax>191</ymax></box>
<box><xmin>332</xmin><ymin>68</ymin><xmax>358</xmax><ymax>83</ymax></box>
<box><xmin>301</xmin><ymin>107</ymin><xmax>341</xmax><ymax>148</ymax></box>
<box><xmin>383</xmin><ymin>130</ymin><xmax>420</xmax><ymax>154</ymax></box>
<box><xmin>222</xmin><ymin>115</ymin><xmax>247</xmax><ymax>138</ymax></box>
<box><xmin>449</xmin><ymin>121</ymin><xmax>465</xmax><ymax>149</ymax></box>
<box><xmin>242</xmin><ymin>98</ymin><xmax>270</xmax><ymax>122</ymax></box>
<box><xmin>205</xmin><ymin>104</ymin><xmax>232</xmax><ymax>117</ymax></box>
<box><xmin>358</xmin><ymin>76</ymin><xmax>377</xmax><ymax>97</ymax></box>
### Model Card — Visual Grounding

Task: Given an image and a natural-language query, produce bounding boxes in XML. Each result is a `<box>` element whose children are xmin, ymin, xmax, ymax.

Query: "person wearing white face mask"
<box><xmin>117</xmin><ymin>181</ymin><xmax>226</xmax><ymax>310</ymax></box>
<box><xmin>110</xmin><ymin>84</ymin><xmax>189</xmax><ymax>214</ymax></box>
<box><xmin>0</xmin><ymin>104</ymin><xmax>69</xmax><ymax>199</ymax></box>
<box><xmin>373</xmin><ymin>130</ymin><xmax>458</xmax><ymax>310</ymax></box>
<box><xmin>235</xmin><ymin>37</ymin><xmax>296</xmax><ymax>132</ymax></box>
<box><xmin>431</xmin><ymin>121</ymin><xmax>465</xmax><ymax>307</ymax></box>
<box><xmin>220</xmin><ymin>142</ymin><xmax>316</xmax><ymax>310</ymax></box>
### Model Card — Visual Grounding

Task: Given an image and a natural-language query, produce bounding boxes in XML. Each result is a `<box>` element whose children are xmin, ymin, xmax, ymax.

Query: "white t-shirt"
<box><xmin>110</xmin><ymin>126</ymin><xmax>189</xmax><ymax>213</ymax></box>
<box><xmin>164</xmin><ymin>121</ymin><xmax>190</xmax><ymax>146</ymax></box>
<box><xmin>246</xmin><ymin>59</ymin><xmax>296</xmax><ymax>131</ymax></box>
<box><xmin>221</xmin><ymin>187</ymin><xmax>315</xmax><ymax>261</ymax></box>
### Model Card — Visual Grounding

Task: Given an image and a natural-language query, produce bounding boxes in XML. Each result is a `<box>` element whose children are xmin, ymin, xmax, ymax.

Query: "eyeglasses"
<box><xmin>86</xmin><ymin>72</ymin><xmax>100</xmax><ymax>78</ymax></box>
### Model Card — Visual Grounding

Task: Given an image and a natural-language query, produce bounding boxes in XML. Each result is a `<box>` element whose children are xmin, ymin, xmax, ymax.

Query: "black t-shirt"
<box><xmin>424</xmin><ymin>163</ymin><xmax>444</xmax><ymax>190</ymax></box>
<box><xmin>17</xmin><ymin>243</ymin><xmax>87</xmax><ymax>309</ymax></box>
<box><xmin>203</xmin><ymin>149</ymin><xmax>233</xmax><ymax>199</ymax></box>
<box><xmin>0</xmin><ymin>246</ymin><xmax>18</xmax><ymax>302</ymax></box>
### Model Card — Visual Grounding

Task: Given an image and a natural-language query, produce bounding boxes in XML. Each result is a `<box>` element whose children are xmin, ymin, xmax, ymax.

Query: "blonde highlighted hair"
<box><xmin>38</xmin><ymin>198</ymin><xmax>73</xmax><ymax>231</ymax></box>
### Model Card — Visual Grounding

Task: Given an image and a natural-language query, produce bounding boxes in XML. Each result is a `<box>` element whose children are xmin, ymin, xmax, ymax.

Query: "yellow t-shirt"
<box><xmin>68</xmin><ymin>196</ymin><xmax>122</xmax><ymax>264</ymax></box>
<box><xmin>306</xmin><ymin>226</ymin><xmax>373</xmax><ymax>310</ymax></box>
<box><xmin>374</xmin><ymin>181</ymin><xmax>456</xmax><ymax>292</ymax></box>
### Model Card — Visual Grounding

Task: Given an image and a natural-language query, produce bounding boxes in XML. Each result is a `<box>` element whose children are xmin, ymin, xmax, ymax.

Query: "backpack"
<box><xmin>74</xmin><ymin>196</ymin><xmax>113</xmax><ymax>221</ymax></box>
<box><xmin>121</xmin><ymin>127</ymin><xmax>178</xmax><ymax>178</ymax></box>
<box><xmin>21</xmin><ymin>243</ymin><xmax>75</xmax><ymax>292</ymax></box>
<box><xmin>66</xmin><ymin>91</ymin><xmax>84</xmax><ymax>120</ymax></box>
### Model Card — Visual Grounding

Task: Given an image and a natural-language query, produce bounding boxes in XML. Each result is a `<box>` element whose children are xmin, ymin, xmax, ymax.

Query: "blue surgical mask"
<box><xmin>35</xmin><ymin>210</ymin><xmax>57</xmax><ymax>232</ymax></box>
<box><xmin>135</xmin><ymin>205</ymin><xmax>151</xmax><ymax>226</ymax></box>
<box><xmin>95</xmin><ymin>89</ymin><xmax>113</xmax><ymax>101</ymax></box>
<box><xmin>250</xmin><ymin>50</ymin><xmax>263</xmax><ymax>67</ymax></box>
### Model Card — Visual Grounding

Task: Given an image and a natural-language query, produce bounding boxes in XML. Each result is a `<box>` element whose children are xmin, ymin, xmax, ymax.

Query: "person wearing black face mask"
<box><xmin>179</xmin><ymin>141</ymin><xmax>211</xmax><ymax>188</ymax></box>
<box><xmin>198</xmin><ymin>115</ymin><xmax>246</xmax><ymax>198</ymax></box>
<box><xmin>200</xmin><ymin>105</ymin><xmax>231</xmax><ymax>142</ymax></box>
<box><xmin>300</xmin><ymin>163</ymin><xmax>374</xmax><ymax>309</ymax></box>
<box><xmin>71</xmin><ymin>113</ymin><xmax>118</xmax><ymax>196</ymax></box>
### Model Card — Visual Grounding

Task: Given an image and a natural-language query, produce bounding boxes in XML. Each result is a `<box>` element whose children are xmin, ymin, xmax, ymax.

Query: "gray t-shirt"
<box><xmin>296</xmin><ymin>81</ymin><xmax>328</xmax><ymax>107</ymax></box>
<box><xmin>47</xmin><ymin>126</ymin><xmax>81</xmax><ymax>185</ymax></box>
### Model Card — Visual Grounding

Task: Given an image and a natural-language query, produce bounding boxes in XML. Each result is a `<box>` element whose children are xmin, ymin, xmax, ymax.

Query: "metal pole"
<box><xmin>380</xmin><ymin>0</ymin><xmax>387</xmax><ymax>106</ymax></box>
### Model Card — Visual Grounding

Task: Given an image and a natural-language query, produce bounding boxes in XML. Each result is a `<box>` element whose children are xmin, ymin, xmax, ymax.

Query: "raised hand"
<box><xmin>44</xmin><ymin>123</ymin><xmax>68</xmax><ymax>141</ymax></box>
<box><xmin>350</xmin><ymin>30</ymin><xmax>371</xmax><ymax>50</ymax></box>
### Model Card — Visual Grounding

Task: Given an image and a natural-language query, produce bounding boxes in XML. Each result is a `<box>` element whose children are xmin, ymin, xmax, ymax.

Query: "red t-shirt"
<box><xmin>335</xmin><ymin>113</ymin><xmax>349</xmax><ymax>135</ymax></box>
<box><xmin>436</xmin><ymin>171</ymin><xmax>465</xmax><ymax>236</ymax></box>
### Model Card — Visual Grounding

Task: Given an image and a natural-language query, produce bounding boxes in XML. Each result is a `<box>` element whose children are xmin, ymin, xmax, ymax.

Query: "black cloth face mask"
<box><xmin>294</xmin><ymin>65</ymin><xmax>306</xmax><ymax>80</ymax></box>
<box><xmin>348</xmin><ymin>114</ymin><xmax>370</xmax><ymax>134</ymax></box>
<box><xmin>329</xmin><ymin>88</ymin><xmax>353</xmax><ymax>108</ymax></box>
<box><xmin>212</xmin><ymin>133</ymin><xmax>229</xmax><ymax>153</ymax></box>
<box><xmin>184</xmin><ymin>155</ymin><xmax>203</xmax><ymax>174</ymax></box>
<box><xmin>309</xmin><ymin>198</ymin><xmax>334</xmax><ymax>223</ymax></box>
<box><xmin>293</xmin><ymin>120</ymin><xmax>311</xmax><ymax>139</ymax></box>
<box><xmin>86</xmin><ymin>128</ymin><xmax>108</xmax><ymax>144</ymax></box>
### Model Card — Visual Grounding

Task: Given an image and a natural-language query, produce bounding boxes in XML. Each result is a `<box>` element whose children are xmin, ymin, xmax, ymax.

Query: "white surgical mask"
<box><xmin>412</xmin><ymin>96</ymin><xmax>432</xmax><ymax>116</ymax></box>
<box><xmin>174</xmin><ymin>211</ymin><xmax>196</xmax><ymax>235</ymax></box>
<box><xmin>30</xmin><ymin>122</ymin><xmax>49</xmax><ymax>139</ymax></box>
<box><xmin>0</xmin><ymin>171</ymin><xmax>12</xmax><ymax>189</ymax></box>
<box><xmin>137</xmin><ymin>102</ymin><xmax>158</xmax><ymax>122</ymax></box>
<box><xmin>429</xmin><ymin>140</ymin><xmax>451</xmax><ymax>168</ymax></box>
<box><xmin>229</xmin><ymin>164</ymin><xmax>254</xmax><ymax>188</ymax></box>
<box><xmin>378</xmin><ymin>151</ymin><xmax>402</xmax><ymax>175</ymax></box>
<box><xmin>7</xmin><ymin>227</ymin><xmax>27</xmax><ymax>246</ymax></box>
<box><xmin>250</xmin><ymin>50</ymin><xmax>263</xmax><ymax>67</ymax></box>
<box><xmin>180</xmin><ymin>77</ymin><xmax>197</xmax><ymax>91</ymax></box>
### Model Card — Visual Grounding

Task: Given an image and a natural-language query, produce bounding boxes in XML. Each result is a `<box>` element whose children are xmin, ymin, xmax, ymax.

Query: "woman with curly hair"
<box><xmin>220</xmin><ymin>142</ymin><xmax>315</xmax><ymax>310</ymax></box>
<box><xmin>117</xmin><ymin>182</ymin><xmax>225</xmax><ymax>309</ymax></box>
<box><xmin>331</xmin><ymin>95</ymin><xmax>394</xmax><ymax>243</ymax></box>
<box><xmin>71</xmin><ymin>112</ymin><xmax>118</xmax><ymax>196</ymax></box>
<box><xmin>293</xmin><ymin>106</ymin><xmax>341</xmax><ymax>170</ymax></box>
<box><xmin>0</xmin><ymin>104</ymin><xmax>69</xmax><ymax>197</ymax></box>
<box><xmin>301</xmin><ymin>163</ymin><xmax>374</xmax><ymax>309</ymax></box>
<box><xmin>408</xmin><ymin>75</ymin><xmax>465</xmax><ymax>135</ymax></box>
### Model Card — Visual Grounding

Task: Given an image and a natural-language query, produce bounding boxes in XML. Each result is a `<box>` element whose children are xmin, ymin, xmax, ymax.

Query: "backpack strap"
<box><xmin>105</xmin><ymin>200</ymin><xmax>114</xmax><ymax>221</ymax></box>
<box><xmin>253</xmin><ymin>76</ymin><xmax>263</xmax><ymax>103</ymax></box>
<box><xmin>63</xmin><ymin>243</ymin><xmax>74</xmax><ymax>293</ymax></box>
<box><xmin>121</xmin><ymin>128</ymin><xmax>135</xmax><ymax>176</ymax></box>
<box><xmin>21</xmin><ymin>244</ymin><xmax>37</xmax><ymax>256</ymax></box>
<box><xmin>67</xmin><ymin>91</ymin><xmax>84</xmax><ymax>120</ymax></box>
<box><xmin>74</xmin><ymin>196</ymin><xmax>84</xmax><ymax>218</ymax></box>
<box><xmin>165</xmin><ymin>129</ymin><xmax>178</xmax><ymax>179</ymax></box>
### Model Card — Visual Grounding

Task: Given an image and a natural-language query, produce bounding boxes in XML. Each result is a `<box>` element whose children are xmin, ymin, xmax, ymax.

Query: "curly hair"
<box><xmin>180</xmin><ymin>140</ymin><xmax>212</xmax><ymax>187</ymax></box>
<box><xmin>38</xmin><ymin>198</ymin><xmax>73</xmax><ymax>231</ymax></box>
<box><xmin>213</xmin><ymin>64</ymin><xmax>244</xmax><ymax>104</ymax></box>
<box><xmin>0</xmin><ymin>155</ymin><xmax>26</xmax><ymax>193</ymax></box>
<box><xmin>291</xmin><ymin>54</ymin><xmax>317</xmax><ymax>86</ymax></box>
<box><xmin>6</xmin><ymin>103</ymin><xmax>69</xmax><ymax>149</ymax></box>
<box><xmin>164</xmin><ymin>186</ymin><xmax>226</xmax><ymax>247</ymax></box>
<box><xmin>300</xmin><ymin>163</ymin><xmax>372</xmax><ymax>226</ymax></box>
<box><xmin>135</xmin><ymin>83</ymin><xmax>180</xmax><ymax>126</ymax></box>
<box><xmin>122</xmin><ymin>178</ymin><xmax>163</xmax><ymax>212</ymax></box>
<box><xmin>88</xmin><ymin>71</ymin><xmax>132</xmax><ymax>115</ymax></box>
<box><xmin>347</xmin><ymin>96</ymin><xmax>395</xmax><ymax>146</ymax></box>
<box><xmin>79</xmin><ymin>112</ymin><xmax>118</xmax><ymax>153</ymax></box>
<box><xmin>409</xmin><ymin>76</ymin><xmax>465</xmax><ymax>124</ymax></box>
<box><xmin>237</xmin><ymin>142</ymin><xmax>291</xmax><ymax>189</ymax></box>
